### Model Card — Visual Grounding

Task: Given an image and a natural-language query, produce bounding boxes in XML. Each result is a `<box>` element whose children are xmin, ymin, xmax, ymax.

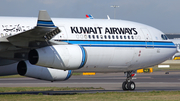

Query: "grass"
<box><xmin>0</xmin><ymin>91</ymin><xmax>180</xmax><ymax>101</ymax></box>
<box><xmin>72</xmin><ymin>73</ymin><xmax>83</xmax><ymax>75</ymax></box>
<box><xmin>0</xmin><ymin>87</ymin><xmax>103</xmax><ymax>93</ymax></box>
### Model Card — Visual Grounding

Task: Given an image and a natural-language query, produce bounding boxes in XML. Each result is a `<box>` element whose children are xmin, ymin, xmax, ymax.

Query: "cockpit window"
<box><xmin>161</xmin><ymin>34</ymin><xmax>168</xmax><ymax>40</ymax></box>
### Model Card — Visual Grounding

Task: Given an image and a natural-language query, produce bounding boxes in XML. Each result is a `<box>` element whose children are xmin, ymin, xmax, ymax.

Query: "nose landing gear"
<box><xmin>122</xmin><ymin>71</ymin><xmax>136</xmax><ymax>91</ymax></box>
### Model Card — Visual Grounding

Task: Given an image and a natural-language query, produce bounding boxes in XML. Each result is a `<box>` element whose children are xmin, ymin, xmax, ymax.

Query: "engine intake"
<box><xmin>17</xmin><ymin>61</ymin><xmax>72</xmax><ymax>81</ymax></box>
<box><xmin>28</xmin><ymin>49</ymin><xmax>38</xmax><ymax>65</ymax></box>
<box><xmin>28</xmin><ymin>45</ymin><xmax>86</xmax><ymax>70</ymax></box>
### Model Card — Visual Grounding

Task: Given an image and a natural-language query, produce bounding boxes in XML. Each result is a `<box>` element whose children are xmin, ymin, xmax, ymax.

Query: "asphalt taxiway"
<box><xmin>0</xmin><ymin>71</ymin><xmax>179</xmax><ymax>94</ymax></box>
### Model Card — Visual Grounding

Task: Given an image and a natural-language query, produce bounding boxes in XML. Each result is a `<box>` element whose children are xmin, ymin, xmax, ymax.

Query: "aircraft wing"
<box><xmin>7</xmin><ymin>10</ymin><xmax>61</xmax><ymax>48</ymax></box>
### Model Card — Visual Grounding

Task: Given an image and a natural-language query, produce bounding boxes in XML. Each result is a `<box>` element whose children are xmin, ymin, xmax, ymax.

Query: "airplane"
<box><xmin>0</xmin><ymin>10</ymin><xmax>176</xmax><ymax>91</ymax></box>
<box><xmin>85</xmin><ymin>14</ymin><xmax>110</xmax><ymax>20</ymax></box>
<box><xmin>86</xmin><ymin>14</ymin><xmax>94</xmax><ymax>19</ymax></box>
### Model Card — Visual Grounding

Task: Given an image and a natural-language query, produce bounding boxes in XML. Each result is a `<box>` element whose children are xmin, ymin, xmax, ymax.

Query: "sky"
<box><xmin>0</xmin><ymin>0</ymin><xmax>180</xmax><ymax>33</ymax></box>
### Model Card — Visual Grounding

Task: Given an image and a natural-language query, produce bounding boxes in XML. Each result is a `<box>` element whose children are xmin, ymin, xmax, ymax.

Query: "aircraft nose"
<box><xmin>169</xmin><ymin>41</ymin><xmax>177</xmax><ymax>57</ymax></box>
<box><xmin>170</xmin><ymin>39</ymin><xmax>180</xmax><ymax>52</ymax></box>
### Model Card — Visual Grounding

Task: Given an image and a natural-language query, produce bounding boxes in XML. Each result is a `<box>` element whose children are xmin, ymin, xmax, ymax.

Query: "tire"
<box><xmin>127</xmin><ymin>81</ymin><xmax>136</xmax><ymax>90</ymax></box>
<box><xmin>122</xmin><ymin>81</ymin><xmax>128</xmax><ymax>91</ymax></box>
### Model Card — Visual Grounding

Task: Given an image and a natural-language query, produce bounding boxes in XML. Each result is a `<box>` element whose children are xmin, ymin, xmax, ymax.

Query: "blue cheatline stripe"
<box><xmin>61</xmin><ymin>40</ymin><xmax>176</xmax><ymax>48</ymax></box>
<box><xmin>65</xmin><ymin>40</ymin><xmax>175</xmax><ymax>45</ymax></box>
<box><xmin>38</xmin><ymin>20</ymin><xmax>54</xmax><ymax>24</ymax></box>
<box><xmin>80</xmin><ymin>45</ymin><xmax>175</xmax><ymax>48</ymax></box>
<box><xmin>79</xmin><ymin>46</ymin><xmax>86</xmax><ymax>69</ymax></box>
<box><xmin>37</xmin><ymin>20</ymin><xmax>56</xmax><ymax>27</ymax></box>
<box><xmin>37</xmin><ymin>24</ymin><xmax>56</xmax><ymax>27</ymax></box>
<box><xmin>65</xmin><ymin>70</ymin><xmax>72</xmax><ymax>80</ymax></box>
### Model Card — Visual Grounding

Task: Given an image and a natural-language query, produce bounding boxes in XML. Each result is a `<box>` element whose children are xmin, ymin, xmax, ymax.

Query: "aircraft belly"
<box><xmin>82</xmin><ymin>46</ymin><xmax>176</xmax><ymax>72</ymax></box>
<box><xmin>74</xmin><ymin>68</ymin><xmax>131</xmax><ymax>73</ymax></box>
<box><xmin>83</xmin><ymin>47</ymin><xmax>135</xmax><ymax>69</ymax></box>
<box><xmin>109</xmin><ymin>48</ymin><xmax>134</xmax><ymax>68</ymax></box>
<box><xmin>129</xmin><ymin>48</ymin><xmax>176</xmax><ymax>70</ymax></box>
<box><xmin>83</xmin><ymin>47</ymin><xmax>112</xmax><ymax>68</ymax></box>
<box><xmin>130</xmin><ymin>48</ymin><xmax>153</xmax><ymax>69</ymax></box>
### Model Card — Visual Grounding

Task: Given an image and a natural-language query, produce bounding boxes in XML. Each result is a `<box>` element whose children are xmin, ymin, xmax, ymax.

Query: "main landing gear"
<box><xmin>122</xmin><ymin>71</ymin><xmax>136</xmax><ymax>91</ymax></box>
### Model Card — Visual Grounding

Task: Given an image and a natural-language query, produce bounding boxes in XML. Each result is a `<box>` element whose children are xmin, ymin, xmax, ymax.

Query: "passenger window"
<box><xmin>124</xmin><ymin>36</ymin><xmax>126</xmax><ymax>39</ymax></box>
<box><xmin>88</xmin><ymin>35</ymin><xmax>91</xmax><ymax>39</ymax></box>
<box><xmin>128</xmin><ymin>36</ymin><xmax>130</xmax><ymax>39</ymax></box>
<box><xmin>92</xmin><ymin>35</ymin><xmax>95</xmax><ymax>39</ymax></box>
<box><xmin>96</xmin><ymin>35</ymin><xmax>99</xmax><ymax>39</ymax></box>
<box><xmin>112</xmin><ymin>35</ymin><xmax>115</xmax><ymax>39</ymax></box>
<box><xmin>84</xmin><ymin>35</ymin><xmax>87</xmax><ymax>39</ymax></box>
<box><xmin>108</xmin><ymin>35</ymin><xmax>111</xmax><ymax>39</ymax></box>
<box><xmin>80</xmin><ymin>35</ymin><xmax>83</xmax><ymax>39</ymax></box>
<box><xmin>104</xmin><ymin>35</ymin><xmax>107</xmax><ymax>39</ymax></box>
<box><xmin>120</xmin><ymin>35</ymin><xmax>122</xmax><ymax>39</ymax></box>
<box><xmin>116</xmin><ymin>35</ymin><xmax>119</xmax><ymax>39</ymax></box>
<box><xmin>100</xmin><ymin>35</ymin><xmax>103</xmax><ymax>39</ymax></box>
<box><xmin>131</xmin><ymin>36</ymin><xmax>134</xmax><ymax>39</ymax></box>
<box><xmin>76</xmin><ymin>35</ymin><xmax>79</xmax><ymax>38</ymax></box>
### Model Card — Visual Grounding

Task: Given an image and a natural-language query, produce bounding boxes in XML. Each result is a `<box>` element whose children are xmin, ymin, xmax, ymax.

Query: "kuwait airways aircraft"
<box><xmin>0</xmin><ymin>11</ymin><xmax>176</xmax><ymax>91</ymax></box>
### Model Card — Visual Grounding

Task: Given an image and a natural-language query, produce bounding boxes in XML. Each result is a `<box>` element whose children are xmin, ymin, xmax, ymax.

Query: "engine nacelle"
<box><xmin>28</xmin><ymin>45</ymin><xmax>86</xmax><ymax>70</ymax></box>
<box><xmin>0</xmin><ymin>62</ymin><xmax>18</xmax><ymax>76</ymax></box>
<box><xmin>17</xmin><ymin>61</ymin><xmax>72</xmax><ymax>81</ymax></box>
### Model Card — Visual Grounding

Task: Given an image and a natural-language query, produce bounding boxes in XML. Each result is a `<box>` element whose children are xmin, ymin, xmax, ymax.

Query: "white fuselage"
<box><xmin>0</xmin><ymin>17</ymin><xmax>176</xmax><ymax>72</ymax></box>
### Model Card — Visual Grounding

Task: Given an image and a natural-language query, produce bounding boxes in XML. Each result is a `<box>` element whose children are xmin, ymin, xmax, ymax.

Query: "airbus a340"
<box><xmin>0</xmin><ymin>11</ymin><xmax>176</xmax><ymax>91</ymax></box>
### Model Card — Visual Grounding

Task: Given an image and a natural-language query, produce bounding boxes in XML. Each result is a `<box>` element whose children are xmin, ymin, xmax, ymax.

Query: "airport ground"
<box><xmin>0</xmin><ymin>60</ymin><xmax>180</xmax><ymax>95</ymax></box>
<box><xmin>0</xmin><ymin>70</ymin><xmax>180</xmax><ymax>101</ymax></box>
<box><xmin>0</xmin><ymin>71</ymin><xmax>179</xmax><ymax>92</ymax></box>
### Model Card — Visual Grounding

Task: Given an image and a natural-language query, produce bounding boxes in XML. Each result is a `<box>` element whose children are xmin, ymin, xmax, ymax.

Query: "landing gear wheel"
<box><xmin>127</xmin><ymin>81</ymin><xmax>135</xmax><ymax>90</ymax></box>
<box><xmin>122</xmin><ymin>81</ymin><xmax>128</xmax><ymax>91</ymax></box>
<box><xmin>122</xmin><ymin>71</ymin><xmax>136</xmax><ymax>91</ymax></box>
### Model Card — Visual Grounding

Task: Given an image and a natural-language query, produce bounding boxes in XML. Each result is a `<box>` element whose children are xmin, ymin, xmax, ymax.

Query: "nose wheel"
<box><xmin>122</xmin><ymin>71</ymin><xmax>136</xmax><ymax>91</ymax></box>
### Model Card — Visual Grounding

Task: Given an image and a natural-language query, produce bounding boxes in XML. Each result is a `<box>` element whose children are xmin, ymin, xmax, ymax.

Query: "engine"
<box><xmin>17</xmin><ymin>61</ymin><xmax>72</xmax><ymax>81</ymax></box>
<box><xmin>28</xmin><ymin>45</ymin><xmax>86</xmax><ymax>70</ymax></box>
<box><xmin>0</xmin><ymin>62</ymin><xmax>18</xmax><ymax>76</ymax></box>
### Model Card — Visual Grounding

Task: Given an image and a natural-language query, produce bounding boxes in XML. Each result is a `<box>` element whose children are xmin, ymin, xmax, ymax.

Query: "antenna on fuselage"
<box><xmin>107</xmin><ymin>15</ymin><xmax>110</xmax><ymax>20</ymax></box>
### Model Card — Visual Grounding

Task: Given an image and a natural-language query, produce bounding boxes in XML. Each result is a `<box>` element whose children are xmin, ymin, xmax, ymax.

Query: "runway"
<box><xmin>0</xmin><ymin>71</ymin><xmax>180</xmax><ymax>94</ymax></box>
